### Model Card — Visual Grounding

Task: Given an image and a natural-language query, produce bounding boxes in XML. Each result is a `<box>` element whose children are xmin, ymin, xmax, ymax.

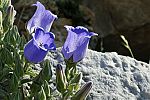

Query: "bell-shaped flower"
<box><xmin>62</xmin><ymin>25</ymin><xmax>98</xmax><ymax>62</ymax></box>
<box><xmin>24</xmin><ymin>28</ymin><xmax>56</xmax><ymax>63</ymax></box>
<box><xmin>27</xmin><ymin>1</ymin><xmax>57</xmax><ymax>33</ymax></box>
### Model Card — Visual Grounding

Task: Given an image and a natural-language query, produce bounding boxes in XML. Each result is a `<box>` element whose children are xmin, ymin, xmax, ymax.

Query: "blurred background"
<box><xmin>12</xmin><ymin>0</ymin><xmax>150</xmax><ymax>63</ymax></box>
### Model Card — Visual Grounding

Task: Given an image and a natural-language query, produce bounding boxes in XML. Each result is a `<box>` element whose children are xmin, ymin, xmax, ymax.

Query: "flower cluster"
<box><xmin>0</xmin><ymin>0</ymin><xmax>98</xmax><ymax>99</ymax></box>
<box><xmin>23</xmin><ymin>1</ymin><xmax>98</xmax><ymax>99</ymax></box>
<box><xmin>24</xmin><ymin>1</ymin><xmax>97</xmax><ymax>63</ymax></box>
<box><xmin>24</xmin><ymin>1</ymin><xmax>57</xmax><ymax>63</ymax></box>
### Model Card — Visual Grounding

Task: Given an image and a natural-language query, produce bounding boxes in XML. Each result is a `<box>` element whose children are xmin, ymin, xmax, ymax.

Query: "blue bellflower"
<box><xmin>27</xmin><ymin>1</ymin><xmax>57</xmax><ymax>33</ymax></box>
<box><xmin>24</xmin><ymin>28</ymin><xmax>56</xmax><ymax>63</ymax></box>
<box><xmin>62</xmin><ymin>26</ymin><xmax>98</xmax><ymax>62</ymax></box>
<box><xmin>24</xmin><ymin>1</ymin><xmax>57</xmax><ymax>63</ymax></box>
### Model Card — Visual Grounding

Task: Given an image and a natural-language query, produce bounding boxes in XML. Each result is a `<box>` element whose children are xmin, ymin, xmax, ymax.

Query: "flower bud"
<box><xmin>56</xmin><ymin>64</ymin><xmax>67</xmax><ymax>93</ymax></box>
<box><xmin>3</xmin><ymin>5</ymin><xmax>16</xmax><ymax>31</ymax></box>
<box><xmin>0</xmin><ymin>11</ymin><xmax>3</xmax><ymax>34</ymax></box>
<box><xmin>72</xmin><ymin>82</ymin><xmax>92</xmax><ymax>100</ymax></box>
<box><xmin>7</xmin><ymin>5</ymin><xmax>16</xmax><ymax>27</ymax></box>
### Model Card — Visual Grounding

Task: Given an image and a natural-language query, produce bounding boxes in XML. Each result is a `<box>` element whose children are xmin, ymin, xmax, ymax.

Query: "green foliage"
<box><xmin>0</xmin><ymin>0</ymin><xmax>10</xmax><ymax>13</ymax></box>
<box><xmin>55</xmin><ymin>62</ymin><xmax>92</xmax><ymax>100</ymax></box>
<box><xmin>0</xmin><ymin>1</ymin><xmax>27</xmax><ymax>99</ymax></box>
<box><xmin>0</xmin><ymin>1</ymin><xmax>92</xmax><ymax>100</ymax></box>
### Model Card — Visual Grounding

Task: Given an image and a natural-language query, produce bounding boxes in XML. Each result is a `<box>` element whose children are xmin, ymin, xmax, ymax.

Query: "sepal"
<box><xmin>72</xmin><ymin>82</ymin><xmax>92</xmax><ymax>100</ymax></box>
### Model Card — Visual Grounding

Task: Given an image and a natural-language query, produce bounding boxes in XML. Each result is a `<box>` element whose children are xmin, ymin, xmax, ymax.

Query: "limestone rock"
<box><xmin>83</xmin><ymin>0</ymin><xmax>150</xmax><ymax>36</ymax></box>
<box><xmin>45</xmin><ymin>48</ymin><xmax>150</xmax><ymax>100</ymax></box>
<box><xmin>83</xmin><ymin>0</ymin><xmax>150</xmax><ymax>62</ymax></box>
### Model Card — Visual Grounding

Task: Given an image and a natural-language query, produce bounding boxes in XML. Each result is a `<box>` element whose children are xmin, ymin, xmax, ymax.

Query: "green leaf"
<box><xmin>10</xmin><ymin>73</ymin><xmax>19</xmax><ymax>92</ymax></box>
<box><xmin>70</xmin><ymin>73</ymin><xmax>82</xmax><ymax>84</ymax></box>
<box><xmin>30</xmin><ymin>81</ymin><xmax>41</xmax><ymax>94</ymax></box>
<box><xmin>3</xmin><ymin>29</ymin><xmax>15</xmax><ymax>45</ymax></box>
<box><xmin>5</xmin><ymin>43</ymin><xmax>14</xmax><ymax>52</ymax></box>
<box><xmin>0</xmin><ymin>47</ymin><xmax>13</xmax><ymax>65</ymax></box>
<box><xmin>38</xmin><ymin>86</ymin><xmax>46</xmax><ymax>100</ymax></box>
<box><xmin>68</xmin><ymin>84</ymin><xmax>74</xmax><ymax>92</ymax></box>
<box><xmin>0</xmin><ymin>88</ymin><xmax>8</xmax><ymax>98</ymax></box>
<box><xmin>11</xmin><ymin>25</ymin><xmax>24</xmax><ymax>48</ymax></box>
<box><xmin>43</xmin><ymin>80</ymin><xmax>51</xmax><ymax>98</ymax></box>
<box><xmin>41</xmin><ymin>60</ymin><xmax>52</xmax><ymax>81</ymax></box>
<box><xmin>13</xmin><ymin>50</ymin><xmax>24</xmax><ymax>78</ymax></box>
<box><xmin>65</xmin><ymin>59</ymin><xmax>77</xmax><ymax>81</ymax></box>
<box><xmin>11</xmin><ymin>91</ymin><xmax>21</xmax><ymax>100</ymax></box>
<box><xmin>0</xmin><ymin>0</ymin><xmax>10</xmax><ymax>12</ymax></box>
<box><xmin>0</xmin><ymin>67</ymin><xmax>11</xmax><ymax>81</ymax></box>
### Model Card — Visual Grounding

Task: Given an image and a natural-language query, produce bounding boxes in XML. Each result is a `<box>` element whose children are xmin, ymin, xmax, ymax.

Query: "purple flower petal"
<box><xmin>62</xmin><ymin>25</ymin><xmax>98</xmax><ymax>62</ymax></box>
<box><xmin>61</xmin><ymin>46</ymin><xmax>73</xmax><ymax>60</ymax></box>
<box><xmin>24</xmin><ymin>28</ymin><xmax>56</xmax><ymax>63</ymax></box>
<box><xmin>27</xmin><ymin>1</ymin><xmax>57</xmax><ymax>33</ymax></box>
<box><xmin>71</xmin><ymin>26</ymin><xmax>88</xmax><ymax>34</ymax></box>
<box><xmin>24</xmin><ymin>39</ymin><xmax>48</xmax><ymax>63</ymax></box>
<box><xmin>63</xmin><ymin>26</ymin><xmax>78</xmax><ymax>52</ymax></box>
<box><xmin>33</xmin><ymin>27</ymin><xmax>55</xmax><ymax>50</ymax></box>
<box><xmin>73</xmin><ymin>38</ymin><xmax>90</xmax><ymax>62</ymax></box>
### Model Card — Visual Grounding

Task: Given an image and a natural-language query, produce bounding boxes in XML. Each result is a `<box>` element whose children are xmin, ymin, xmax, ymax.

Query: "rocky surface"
<box><xmin>83</xmin><ymin>0</ymin><xmax>150</xmax><ymax>37</ymax></box>
<box><xmin>83</xmin><ymin>0</ymin><xmax>150</xmax><ymax>62</ymax></box>
<box><xmin>45</xmin><ymin>48</ymin><xmax>150</xmax><ymax>100</ymax></box>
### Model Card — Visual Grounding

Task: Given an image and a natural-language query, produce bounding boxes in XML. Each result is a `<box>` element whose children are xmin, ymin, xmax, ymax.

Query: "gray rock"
<box><xmin>82</xmin><ymin>0</ymin><xmax>150</xmax><ymax>63</ymax></box>
<box><xmin>45</xmin><ymin>48</ymin><xmax>150</xmax><ymax>100</ymax></box>
<box><xmin>83</xmin><ymin>0</ymin><xmax>150</xmax><ymax>37</ymax></box>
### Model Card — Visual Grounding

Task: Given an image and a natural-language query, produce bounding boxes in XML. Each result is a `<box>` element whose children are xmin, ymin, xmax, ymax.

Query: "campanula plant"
<box><xmin>56</xmin><ymin>25</ymin><xmax>97</xmax><ymax>99</ymax></box>
<box><xmin>61</xmin><ymin>25</ymin><xmax>97</xmax><ymax>89</ymax></box>
<box><xmin>0</xmin><ymin>0</ymin><xmax>97</xmax><ymax>99</ymax></box>
<box><xmin>24</xmin><ymin>1</ymin><xmax>57</xmax><ymax>63</ymax></box>
<box><xmin>0</xmin><ymin>0</ymin><xmax>27</xmax><ymax>99</ymax></box>
<box><xmin>62</xmin><ymin>25</ymin><xmax>98</xmax><ymax>62</ymax></box>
